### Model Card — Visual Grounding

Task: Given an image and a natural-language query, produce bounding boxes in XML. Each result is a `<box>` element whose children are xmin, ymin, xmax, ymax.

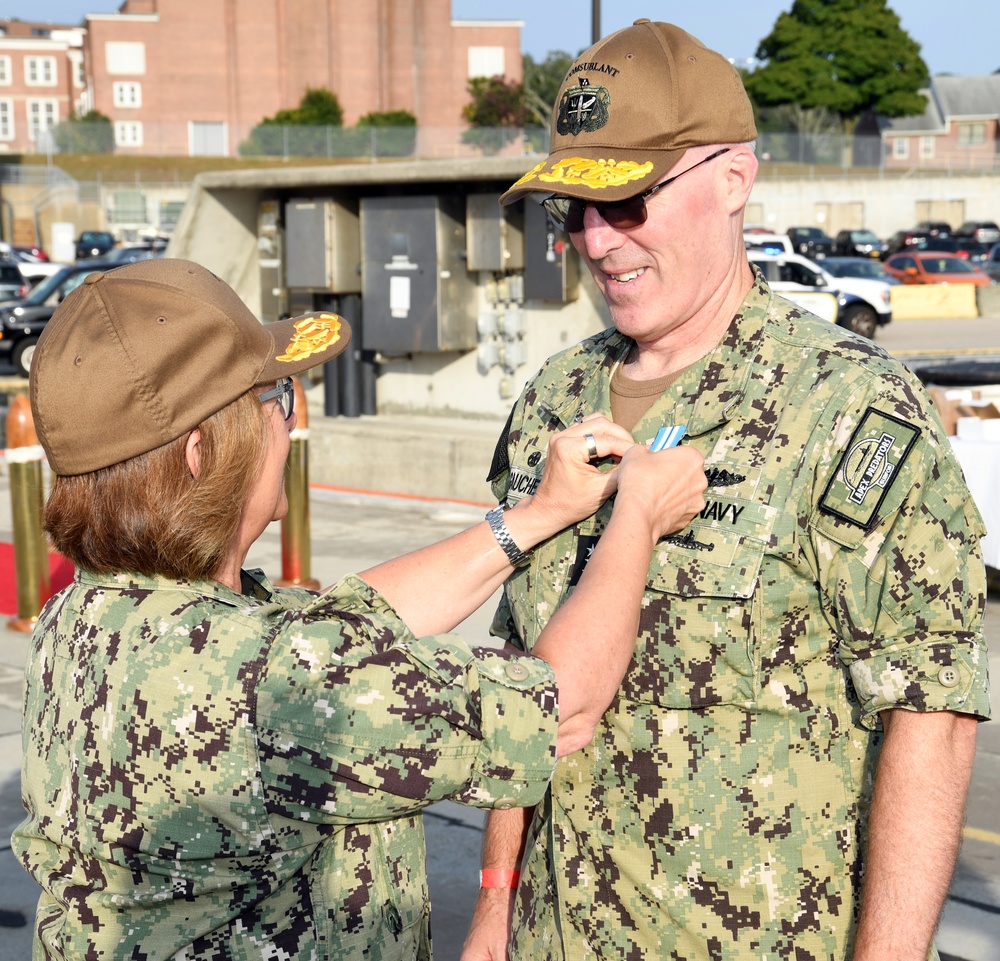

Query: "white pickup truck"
<box><xmin>747</xmin><ymin>250</ymin><xmax>893</xmax><ymax>339</ymax></box>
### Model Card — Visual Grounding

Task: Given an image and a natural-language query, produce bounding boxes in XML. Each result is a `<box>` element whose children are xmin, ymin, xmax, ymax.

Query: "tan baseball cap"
<box><xmin>500</xmin><ymin>19</ymin><xmax>756</xmax><ymax>206</ymax></box>
<box><xmin>30</xmin><ymin>258</ymin><xmax>351</xmax><ymax>475</ymax></box>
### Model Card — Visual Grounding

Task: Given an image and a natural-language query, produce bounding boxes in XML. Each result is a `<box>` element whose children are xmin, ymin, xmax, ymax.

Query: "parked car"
<box><xmin>884</xmin><ymin>234</ymin><xmax>970</xmax><ymax>260</ymax></box>
<box><xmin>0</xmin><ymin>261</ymin><xmax>29</xmax><ymax>304</ymax></box>
<box><xmin>821</xmin><ymin>256</ymin><xmax>901</xmax><ymax>285</ymax></box>
<box><xmin>833</xmin><ymin>229</ymin><xmax>886</xmax><ymax>259</ymax></box>
<box><xmin>92</xmin><ymin>243</ymin><xmax>165</xmax><ymax>266</ymax></box>
<box><xmin>952</xmin><ymin>238</ymin><xmax>991</xmax><ymax>264</ymax></box>
<box><xmin>75</xmin><ymin>230</ymin><xmax>117</xmax><ymax>260</ymax></box>
<box><xmin>10</xmin><ymin>243</ymin><xmax>48</xmax><ymax>262</ymax></box>
<box><xmin>0</xmin><ymin>260</ymin><xmax>112</xmax><ymax>376</ymax></box>
<box><xmin>984</xmin><ymin>243</ymin><xmax>1000</xmax><ymax>282</ymax></box>
<box><xmin>786</xmin><ymin>226</ymin><xmax>835</xmax><ymax>259</ymax></box>
<box><xmin>882</xmin><ymin>251</ymin><xmax>992</xmax><ymax>286</ymax></box>
<box><xmin>750</xmin><ymin>251</ymin><xmax>892</xmax><ymax>338</ymax></box>
<box><xmin>913</xmin><ymin>220</ymin><xmax>952</xmax><ymax>238</ymax></box>
<box><xmin>9</xmin><ymin>248</ymin><xmax>63</xmax><ymax>285</ymax></box>
<box><xmin>954</xmin><ymin>220</ymin><xmax>1000</xmax><ymax>245</ymax></box>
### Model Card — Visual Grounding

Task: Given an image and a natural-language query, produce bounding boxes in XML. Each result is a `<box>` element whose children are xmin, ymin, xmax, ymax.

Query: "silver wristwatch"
<box><xmin>486</xmin><ymin>505</ymin><xmax>530</xmax><ymax>567</ymax></box>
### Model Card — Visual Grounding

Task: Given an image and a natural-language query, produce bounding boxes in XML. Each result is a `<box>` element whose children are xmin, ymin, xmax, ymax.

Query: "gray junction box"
<box><xmin>284</xmin><ymin>197</ymin><xmax>361</xmax><ymax>293</ymax></box>
<box><xmin>360</xmin><ymin>194</ymin><xmax>477</xmax><ymax>354</ymax></box>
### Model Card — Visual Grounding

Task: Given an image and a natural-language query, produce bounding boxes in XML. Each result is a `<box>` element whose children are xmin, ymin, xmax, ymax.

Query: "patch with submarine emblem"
<box><xmin>820</xmin><ymin>408</ymin><xmax>919</xmax><ymax>529</ymax></box>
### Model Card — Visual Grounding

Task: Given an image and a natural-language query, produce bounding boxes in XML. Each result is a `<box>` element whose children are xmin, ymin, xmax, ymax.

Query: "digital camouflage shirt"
<box><xmin>16</xmin><ymin>568</ymin><xmax>559</xmax><ymax>961</ymax></box>
<box><xmin>489</xmin><ymin>274</ymin><xmax>992</xmax><ymax>961</ymax></box>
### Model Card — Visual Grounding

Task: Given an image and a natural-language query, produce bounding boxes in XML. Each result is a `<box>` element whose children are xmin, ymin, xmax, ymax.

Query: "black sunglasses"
<box><xmin>258</xmin><ymin>377</ymin><xmax>295</xmax><ymax>420</ymax></box>
<box><xmin>541</xmin><ymin>147</ymin><xmax>732</xmax><ymax>233</ymax></box>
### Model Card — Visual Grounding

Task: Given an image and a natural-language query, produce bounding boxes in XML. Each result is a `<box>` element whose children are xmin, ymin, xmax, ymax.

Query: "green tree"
<box><xmin>461</xmin><ymin>75</ymin><xmax>528</xmax><ymax>155</ymax></box>
<box><xmin>744</xmin><ymin>0</ymin><xmax>928</xmax><ymax>128</ymax></box>
<box><xmin>52</xmin><ymin>109</ymin><xmax>114</xmax><ymax>154</ymax></box>
<box><xmin>241</xmin><ymin>87</ymin><xmax>345</xmax><ymax>157</ymax></box>
<box><xmin>356</xmin><ymin>109</ymin><xmax>417</xmax><ymax>157</ymax></box>
<box><xmin>522</xmin><ymin>51</ymin><xmax>574</xmax><ymax>128</ymax></box>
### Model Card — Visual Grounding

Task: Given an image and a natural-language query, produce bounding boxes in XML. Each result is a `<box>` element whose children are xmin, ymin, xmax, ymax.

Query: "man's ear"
<box><xmin>185</xmin><ymin>428</ymin><xmax>202</xmax><ymax>478</ymax></box>
<box><xmin>724</xmin><ymin>147</ymin><xmax>759</xmax><ymax>214</ymax></box>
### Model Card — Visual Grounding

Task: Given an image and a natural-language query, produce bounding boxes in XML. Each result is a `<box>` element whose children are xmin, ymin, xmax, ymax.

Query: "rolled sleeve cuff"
<box><xmin>402</xmin><ymin>636</ymin><xmax>560</xmax><ymax>809</ymax></box>
<box><xmin>848</xmin><ymin>635</ymin><xmax>992</xmax><ymax>730</ymax></box>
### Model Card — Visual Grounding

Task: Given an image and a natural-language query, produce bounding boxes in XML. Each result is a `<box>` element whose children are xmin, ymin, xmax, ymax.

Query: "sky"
<box><xmin>9</xmin><ymin>1</ymin><xmax>1000</xmax><ymax>78</ymax></box>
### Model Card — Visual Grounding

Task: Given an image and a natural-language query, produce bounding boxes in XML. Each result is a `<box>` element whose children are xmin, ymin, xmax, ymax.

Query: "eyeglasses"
<box><xmin>541</xmin><ymin>147</ymin><xmax>732</xmax><ymax>233</ymax></box>
<box><xmin>258</xmin><ymin>378</ymin><xmax>295</xmax><ymax>420</ymax></box>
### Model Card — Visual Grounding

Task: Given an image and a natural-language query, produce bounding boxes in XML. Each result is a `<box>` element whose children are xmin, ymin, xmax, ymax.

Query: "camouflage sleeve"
<box><xmin>255</xmin><ymin>574</ymin><xmax>558</xmax><ymax>824</ymax></box>
<box><xmin>809</xmin><ymin>378</ymin><xmax>991</xmax><ymax>729</ymax></box>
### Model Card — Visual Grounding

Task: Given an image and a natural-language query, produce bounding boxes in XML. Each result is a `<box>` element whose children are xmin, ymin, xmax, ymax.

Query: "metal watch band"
<box><xmin>486</xmin><ymin>505</ymin><xmax>530</xmax><ymax>567</ymax></box>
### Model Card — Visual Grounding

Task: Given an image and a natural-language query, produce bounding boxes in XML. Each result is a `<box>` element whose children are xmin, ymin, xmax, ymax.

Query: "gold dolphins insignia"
<box><xmin>538</xmin><ymin>157</ymin><xmax>655</xmax><ymax>189</ymax></box>
<box><xmin>276</xmin><ymin>312</ymin><xmax>343</xmax><ymax>362</ymax></box>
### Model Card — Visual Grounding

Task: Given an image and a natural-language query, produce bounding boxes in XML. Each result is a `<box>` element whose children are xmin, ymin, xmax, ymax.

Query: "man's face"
<box><xmin>566</xmin><ymin>147</ymin><xmax>740</xmax><ymax>351</ymax></box>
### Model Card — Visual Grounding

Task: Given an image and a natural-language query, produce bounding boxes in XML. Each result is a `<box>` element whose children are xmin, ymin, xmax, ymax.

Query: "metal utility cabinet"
<box><xmin>360</xmin><ymin>194</ymin><xmax>477</xmax><ymax>354</ymax></box>
<box><xmin>284</xmin><ymin>198</ymin><xmax>361</xmax><ymax>293</ymax></box>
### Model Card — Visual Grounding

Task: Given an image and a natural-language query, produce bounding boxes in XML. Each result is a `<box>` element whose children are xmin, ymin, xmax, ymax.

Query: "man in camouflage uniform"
<box><xmin>463</xmin><ymin>20</ymin><xmax>991</xmax><ymax>961</ymax></box>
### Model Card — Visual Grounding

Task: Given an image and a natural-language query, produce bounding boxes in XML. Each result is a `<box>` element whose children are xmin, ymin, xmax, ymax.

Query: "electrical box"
<box><xmin>523</xmin><ymin>199</ymin><xmax>579</xmax><ymax>302</ymax></box>
<box><xmin>257</xmin><ymin>200</ymin><xmax>286</xmax><ymax>322</ymax></box>
<box><xmin>285</xmin><ymin>198</ymin><xmax>361</xmax><ymax>293</ymax></box>
<box><xmin>360</xmin><ymin>194</ymin><xmax>477</xmax><ymax>354</ymax></box>
<box><xmin>466</xmin><ymin>193</ymin><xmax>525</xmax><ymax>271</ymax></box>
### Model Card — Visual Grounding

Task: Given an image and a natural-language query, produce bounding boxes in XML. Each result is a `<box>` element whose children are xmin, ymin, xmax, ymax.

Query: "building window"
<box><xmin>0</xmin><ymin>57</ymin><xmax>10</xmax><ymax>85</ymax></box>
<box><xmin>957</xmin><ymin>122</ymin><xmax>986</xmax><ymax>146</ymax></box>
<box><xmin>0</xmin><ymin>99</ymin><xmax>13</xmax><ymax>140</ymax></box>
<box><xmin>69</xmin><ymin>52</ymin><xmax>84</xmax><ymax>88</ymax></box>
<box><xmin>27</xmin><ymin>99</ymin><xmax>58</xmax><ymax>141</ymax></box>
<box><xmin>115</xmin><ymin>120</ymin><xmax>143</xmax><ymax>147</ymax></box>
<box><xmin>190</xmin><ymin>121</ymin><xmax>227</xmax><ymax>156</ymax></box>
<box><xmin>919</xmin><ymin>136</ymin><xmax>935</xmax><ymax>159</ymax></box>
<box><xmin>25</xmin><ymin>56</ymin><xmax>57</xmax><ymax>86</ymax></box>
<box><xmin>113</xmin><ymin>81</ymin><xmax>142</xmax><ymax>108</ymax></box>
<box><xmin>892</xmin><ymin>138</ymin><xmax>909</xmax><ymax>159</ymax></box>
<box><xmin>106</xmin><ymin>41</ymin><xmax>146</xmax><ymax>75</ymax></box>
<box><xmin>468</xmin><ymin>46</ymin><xmax>505</xmax><ymax>79</ymax></box>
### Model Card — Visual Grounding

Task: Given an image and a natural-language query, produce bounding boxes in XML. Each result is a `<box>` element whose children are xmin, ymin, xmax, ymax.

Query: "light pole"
<box><xmin>592</xmin><ymin>0</ymin><xmax>601</xmax><ymax>44</ymax></box>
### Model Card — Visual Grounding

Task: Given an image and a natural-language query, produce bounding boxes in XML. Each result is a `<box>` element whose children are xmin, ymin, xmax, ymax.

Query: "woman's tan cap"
<box><xmin>30</xmin><ymin>258</ymin><xmax>351</xmax><ymax>475</ymax></box>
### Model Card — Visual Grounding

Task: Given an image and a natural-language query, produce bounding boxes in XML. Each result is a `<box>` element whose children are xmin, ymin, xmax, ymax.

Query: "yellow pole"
<box><xmin>6</xmin><ymin>394</ymin><xmax>50</xmax><ymax>631</ymax></box>
<box><xmin>277</xmin><ymin>377</ymin><xmax>319</xmax><ymax>589</ymax></box>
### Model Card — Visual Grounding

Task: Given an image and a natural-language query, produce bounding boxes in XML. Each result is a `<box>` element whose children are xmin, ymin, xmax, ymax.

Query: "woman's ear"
<box><xmin>185</xmin><ymin>429</ymin><xmax>202</xmax><ymax>478</ymax></box>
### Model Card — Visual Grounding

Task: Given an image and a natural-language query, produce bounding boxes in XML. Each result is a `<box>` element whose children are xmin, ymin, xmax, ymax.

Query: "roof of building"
<box><xmin>880</xmin><ymin>74</ymin><xmax>1000</xmax><ymax>134</ymax></box>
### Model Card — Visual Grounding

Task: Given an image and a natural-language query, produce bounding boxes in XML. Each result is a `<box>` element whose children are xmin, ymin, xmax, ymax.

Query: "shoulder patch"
<box><xmin>820</xmin><ymin>407</ymin><xmax>920</xmax><ymax>529</ymax></box>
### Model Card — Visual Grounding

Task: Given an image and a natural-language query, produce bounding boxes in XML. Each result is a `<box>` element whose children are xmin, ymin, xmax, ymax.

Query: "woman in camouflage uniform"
<box><xmin>14</xmin><ymin>258</ymin><xmax>706</xmax><ymax>961</ymax></box>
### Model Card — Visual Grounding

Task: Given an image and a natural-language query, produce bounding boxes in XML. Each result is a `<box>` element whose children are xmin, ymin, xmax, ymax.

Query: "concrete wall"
<box><xmin>747</xmin><ymin>170</ymin><xmax>1000</xmax><ymax>240</ymax></box>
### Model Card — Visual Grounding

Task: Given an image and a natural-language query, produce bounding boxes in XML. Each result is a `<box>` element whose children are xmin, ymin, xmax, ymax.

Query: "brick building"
<box><xmin>76</xmin><ymin>0</ymin><xmax>522</xmax><ymax>157</ymax></box>
<box><xmin>0</xmin><ymin>19</ymin><xmax>85</xmax><ymax>154</ymax></box>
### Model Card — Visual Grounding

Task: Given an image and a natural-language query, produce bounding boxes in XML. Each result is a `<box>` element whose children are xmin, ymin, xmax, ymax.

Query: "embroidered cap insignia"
<box><xmin>556</xmin><ymin>79</ymin><xmax>611</xmax><ymax>137</ymax></box>
<box><xmin>276</xmin><ymin>312</ymin><xmax>343</xmax><ymax>362</ymax></box>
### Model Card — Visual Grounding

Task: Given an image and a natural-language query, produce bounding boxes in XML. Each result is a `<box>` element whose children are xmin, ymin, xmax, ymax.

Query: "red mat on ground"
<box><xmin>0</xmin><ymin>542</ymin><xmax>75</xmax><ymax>616</ymax></box>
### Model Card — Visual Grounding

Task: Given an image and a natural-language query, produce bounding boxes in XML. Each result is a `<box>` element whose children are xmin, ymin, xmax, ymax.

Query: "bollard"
<box><xmin>6</xmin><ymin>394</ymin><xmax>50</xmax><ymax>632</ymax></box>
<box><xmin>277</xmin><ymin>377</ymin><xmax>320</xmax><ymax>590</ymax></box>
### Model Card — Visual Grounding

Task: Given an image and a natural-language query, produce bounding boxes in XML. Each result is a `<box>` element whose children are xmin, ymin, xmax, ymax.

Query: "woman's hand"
<box><xmin>613</xmin><ymin>442</ymin><xmax>707</xmax><ymax>542</ymax></box>
<box><xmin>505</xmin><ymin>414</ymin><xmax>636</xmax><ymax>541</ymax></box>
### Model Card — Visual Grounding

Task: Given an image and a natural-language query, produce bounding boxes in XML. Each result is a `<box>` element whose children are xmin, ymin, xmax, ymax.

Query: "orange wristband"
<box><xmin>480</xmin><ymin>868</ymin><xmax>521</xmax><ymax>889</ymax></box>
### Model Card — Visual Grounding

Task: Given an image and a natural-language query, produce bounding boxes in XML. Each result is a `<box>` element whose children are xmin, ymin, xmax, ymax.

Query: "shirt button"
<box><xmin>495</xmin><ymin>798</ymin><xmax>516</xmax><ymax>810</ymax></box>
<box><xmin>505</xmin><ymin>662</ymin><xmax>530</xmax><ymax>681</ymax></box>
<box><xmin>937</xmin><ymin>666</ymin><xmax>960</xmax><ymax>688</ymax></box>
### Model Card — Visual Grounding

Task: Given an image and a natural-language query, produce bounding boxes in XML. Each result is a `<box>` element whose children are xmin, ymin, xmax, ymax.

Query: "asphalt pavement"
<box><xmin>0</xmin><ymin>405</ymin><xmax>998</xmax><ymax>958</ymax></box>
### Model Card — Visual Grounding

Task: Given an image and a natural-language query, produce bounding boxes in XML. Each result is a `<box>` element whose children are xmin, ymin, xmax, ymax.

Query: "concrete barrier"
<box><xmin>890</xmin><ymin>284</ymin><xmax>979</xmax><ymax>320</ymax></box>
<box><xmin>977</xmin><ymin>285</ymin><xmax>1000</xmax><ymax>318</ymax></box>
